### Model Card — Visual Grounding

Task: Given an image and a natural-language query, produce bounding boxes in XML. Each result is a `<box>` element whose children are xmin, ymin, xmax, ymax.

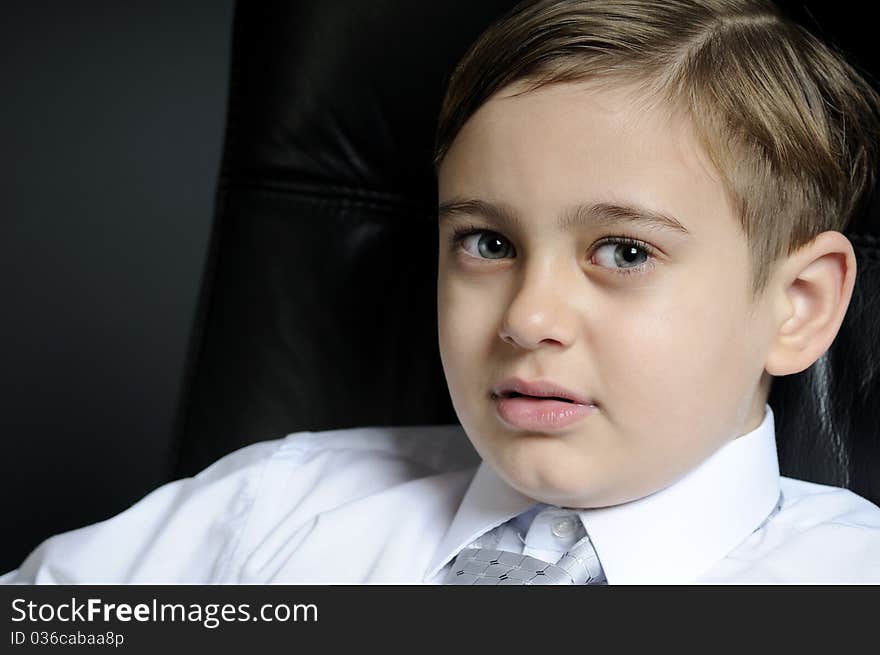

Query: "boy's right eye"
<box><xmin>449</xmin><ymin>225</ymin><xmax>515</xmax><ymax>260</ymax></box>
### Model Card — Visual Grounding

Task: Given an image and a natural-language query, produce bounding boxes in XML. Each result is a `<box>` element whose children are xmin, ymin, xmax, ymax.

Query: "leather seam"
<box><xmin>219</xmin><ymin>178</ymin><xmax>435</xmax><ymax>213</ymax></box>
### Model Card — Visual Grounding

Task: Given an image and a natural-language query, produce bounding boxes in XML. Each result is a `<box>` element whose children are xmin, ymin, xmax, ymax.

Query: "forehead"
<box><xmin>438</xmin><ymin>79</ymin><xmax>738</xmax><ymax>239</ymax></box>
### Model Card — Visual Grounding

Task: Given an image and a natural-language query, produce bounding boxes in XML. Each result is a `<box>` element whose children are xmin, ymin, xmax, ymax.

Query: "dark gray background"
<box><xmin>1</xmin><ymin>1</ymin><xmax>235</xmax><ymax>570</ymax></box>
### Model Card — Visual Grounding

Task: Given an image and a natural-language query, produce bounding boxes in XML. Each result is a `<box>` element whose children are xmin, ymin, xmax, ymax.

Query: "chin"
<box><xmin>498</xmin><ymin>460</ymin><xmax>596</xmax><ymax>504</ymax></box>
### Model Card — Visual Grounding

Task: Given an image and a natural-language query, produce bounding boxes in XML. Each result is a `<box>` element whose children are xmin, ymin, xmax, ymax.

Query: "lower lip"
<box><xmin>493</xmin><ymin>395</ymin><xmax>598</xmax><ymax>431</ymax></box>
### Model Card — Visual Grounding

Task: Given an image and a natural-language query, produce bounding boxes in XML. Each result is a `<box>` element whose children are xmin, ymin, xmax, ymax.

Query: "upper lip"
<box><xmin>491</xmin><ymin>377</ymin><xmax>593</xmax><ymax>405</ymax></box>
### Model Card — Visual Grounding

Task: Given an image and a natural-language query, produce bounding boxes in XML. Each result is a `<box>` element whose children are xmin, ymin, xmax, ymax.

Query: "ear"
<box><xmin>764</xmin><ymin>231</ymin><xmax>857</xmax><ymax>376</ymax></box>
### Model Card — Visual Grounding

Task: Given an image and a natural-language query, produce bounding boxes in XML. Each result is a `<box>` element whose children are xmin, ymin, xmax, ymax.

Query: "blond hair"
<box><xmin>434</xmin><ymin>0</ymin><xmax>880</xmax><ymax>295</ymax></box>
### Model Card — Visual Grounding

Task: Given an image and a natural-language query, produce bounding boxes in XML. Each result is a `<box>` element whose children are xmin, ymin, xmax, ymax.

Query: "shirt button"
<box><xmin>551</xmin><ymin>517</ymin><xmax>577</xmax><ymax>538</ymax></box>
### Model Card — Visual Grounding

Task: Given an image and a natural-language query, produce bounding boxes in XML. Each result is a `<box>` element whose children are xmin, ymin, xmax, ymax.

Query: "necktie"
<box><xmin>443</xmin><ymin>532</ymin><xmax>606</xmax><ymax>585</ymax></box>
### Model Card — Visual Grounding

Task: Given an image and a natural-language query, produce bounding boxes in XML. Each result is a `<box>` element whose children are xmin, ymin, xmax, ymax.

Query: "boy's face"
<box><xmin>437</xmin><ymin>80</ymin><xmax>776</xmax><ymax>508</ymax></box>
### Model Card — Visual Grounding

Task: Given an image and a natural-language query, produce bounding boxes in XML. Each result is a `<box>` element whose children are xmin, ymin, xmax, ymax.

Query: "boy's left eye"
<box><xmin>448</xmin><ymin>225</ymin><xmax>657</xmax><ymax>277</ymax></box>
<box><xmin>591</xmin><ymin>240</ymin><xmax>651</xmax><ymax>272</ymax></box>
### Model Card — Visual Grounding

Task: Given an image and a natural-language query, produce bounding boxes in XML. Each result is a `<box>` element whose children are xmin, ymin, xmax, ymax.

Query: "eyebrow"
<box><xmin>437</xmin><ymin>198</ymin><xmax>691</xmax><ymax>236</ymax></box>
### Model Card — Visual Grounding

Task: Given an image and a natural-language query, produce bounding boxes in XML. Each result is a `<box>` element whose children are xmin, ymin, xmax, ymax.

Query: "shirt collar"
<box><xmin>425</xmin><ymin>404</ymin><xmax>780</xmax><ymax>584</ymax></box>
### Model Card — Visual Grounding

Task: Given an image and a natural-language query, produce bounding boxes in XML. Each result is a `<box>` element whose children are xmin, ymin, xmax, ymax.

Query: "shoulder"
<box><xmin>164</xmin><ymin>421</ymin><xmax>477</xmax><ymax>487</ymax></box>
<box><xmin>271</xmin><ymin>422</ymin><xmax>479</xmax><ymax>472</ymax></box>
<box><xmin>712</xmin><ymin>477</ymin><xmax>880</xmax><ymax>583</ymax></box>
<box><xmin>242</xmin><ymin>423</ymin><xmax>479</xmax><ymax>514</ymax></box>
<box><xmin>223</xmin><ymin>424</ymin><xmax>480</xmax><ymax>569</ymax></box>
<box><xmin>777</xmin><ymin>476</ymin><xmax>880</xmax><ymax>529</ymax></box>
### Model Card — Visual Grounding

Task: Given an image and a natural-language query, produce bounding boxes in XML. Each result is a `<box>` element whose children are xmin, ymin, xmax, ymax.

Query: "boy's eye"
<box><xmin>453</xmin><ymin>228</ymin><xmax>514</xmax><ymax>260</ymax></box>
<box><xmin>448</xmin><ymin>224</ymin><xmax>657</xmax><ymax>277</ymax></box>
<box><xmin>590</xmin><ymin>240</ymin><xmax>650</xmax><ymax>272</ymax></box>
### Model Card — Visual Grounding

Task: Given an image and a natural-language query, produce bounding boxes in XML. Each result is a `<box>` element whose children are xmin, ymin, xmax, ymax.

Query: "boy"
<box><xmin>4</xmin><ymin>0</ymin><xmax>880</xmax><ymax>584</ymax></box>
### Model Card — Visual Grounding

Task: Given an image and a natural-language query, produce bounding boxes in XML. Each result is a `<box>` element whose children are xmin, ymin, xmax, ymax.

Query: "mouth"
<box><xmin>490</xmin><ymin>376</ymin><xmax>594</xmax><ymax>406</ymax></box>
<box><xmin>489</xmin><ymin>377</ymin><xmax>598</xmax><ymax>431</ymax></box>
<box><xmin>495</xmin><ymin>391</ymin><xmax>577</xmax><ymax>403</ymax></box>
<box><xmin>491</xmin><ymin>392</ymin><xmax>598</xmax><ymax>431</ymax></box>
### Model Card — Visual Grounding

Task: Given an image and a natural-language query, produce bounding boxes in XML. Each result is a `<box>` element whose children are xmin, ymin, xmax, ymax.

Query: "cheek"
<box><xmin>596</xmin><ymin>278</ymin><xmax>748</xmax><ymax>414</ymax></box>
<box><xmin>437</xmin><ymin>277</ymin><xmax>489</xmax><ymax>382</ymax></box>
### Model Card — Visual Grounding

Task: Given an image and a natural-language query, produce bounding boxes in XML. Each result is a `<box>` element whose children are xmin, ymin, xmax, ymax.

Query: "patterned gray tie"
<box><xmin>443</xmin><ymin>532</ymin><xmax>606</xmax><ymax>585</ymax></box>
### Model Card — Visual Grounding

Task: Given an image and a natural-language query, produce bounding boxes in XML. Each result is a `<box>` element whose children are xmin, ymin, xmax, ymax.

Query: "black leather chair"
<box><xmin>8</xmin><ymin>0</ymin><xmax>880</xmax><ymax>573</ymax></box>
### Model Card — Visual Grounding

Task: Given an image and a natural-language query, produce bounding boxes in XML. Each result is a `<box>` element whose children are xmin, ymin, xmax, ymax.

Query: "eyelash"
<box><xmin>448</xmin><ymin>223</ymin><xmax>658</xmax><ymax>277</ymax></box>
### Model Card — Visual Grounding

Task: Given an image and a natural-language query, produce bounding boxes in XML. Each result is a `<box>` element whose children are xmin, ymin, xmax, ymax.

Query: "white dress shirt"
<box><xmin>3</xmin><ymin>404</ymin><xmax>880</xmax><ymax>584</ymax></box>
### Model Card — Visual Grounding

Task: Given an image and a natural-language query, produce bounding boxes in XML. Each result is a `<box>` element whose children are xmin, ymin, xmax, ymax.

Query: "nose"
<box><xmin>498</xmin><ymin>263</ymin><xmax>578</xmax><ymax>350</ymax></box>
